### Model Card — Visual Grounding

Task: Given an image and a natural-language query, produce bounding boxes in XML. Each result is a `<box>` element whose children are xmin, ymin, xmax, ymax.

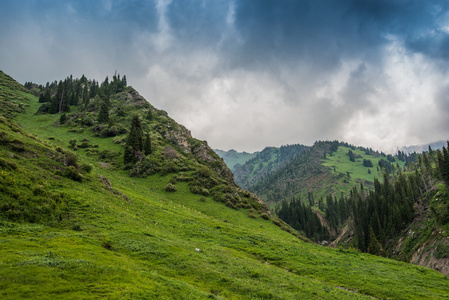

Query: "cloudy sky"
<box><xmin>1</xmin><ymin>0</ymin><xmax>449</xmax><ymax>153</ymax></box>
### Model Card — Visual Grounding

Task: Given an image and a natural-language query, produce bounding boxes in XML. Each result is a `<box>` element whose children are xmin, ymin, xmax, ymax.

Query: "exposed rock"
<box><xmin>192</xmin><ymin>142</ymin><xmax>215</xmax><ymax>163</ymax></box>
<box><xmin>164</xmin><ymin>124</ymin><xmax>191</xmax><ymax>153</ymax></box>
<box><xmin>163</xmin><ymin>146</ymin><xmax>179</xmax><ymax>160</ymax></box>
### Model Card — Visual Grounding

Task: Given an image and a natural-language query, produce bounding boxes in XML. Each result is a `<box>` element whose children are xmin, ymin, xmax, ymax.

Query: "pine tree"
<box><xmin>124</xmin><ymin>146</ymin><xmax>134</xmax><ymax>165</ymax></box>
<box><xmin>367</xmin><ymin>227</ymin><xmax>382</xmax><ymax>256</ymax></box>
<box><xmin>127</xmin><ymin>115</ymin><xmax>143</xmax><ymax>151</ymax></box>
<box><xmin>124</xmin><ymin>115</ymin><xmax>143</xmax><ymax>164</ymax></box>
<box><xmin>97</xmin><ymin>101</ymin><xmax>109</xmax><ymax>124</ymax></box>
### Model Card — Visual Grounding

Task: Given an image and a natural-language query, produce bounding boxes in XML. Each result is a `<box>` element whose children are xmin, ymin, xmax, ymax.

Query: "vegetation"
<box><xmin>232</xmin><ymin>144</ymin><xmax>308</xmax><ymax>189</ymax></box>
<box><xmin>1</xmin><ymin>71</ymin><xmax>449</xmax><ymax>299</ymax></box>
<box><xmin>235</xmin><ymin>139</ymin><xmax>449</xmax><ymax>275</ymax></box>
<box><xmin>214</xmin><ymin>149</ymin><xmax>259</xmax><ymax>171</ymax></box>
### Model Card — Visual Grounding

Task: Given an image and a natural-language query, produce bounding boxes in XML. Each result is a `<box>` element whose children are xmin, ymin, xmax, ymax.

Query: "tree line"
<box><xmin>31</xmin><ymin>73</ymin><xmax>127</xmax><ymax>115</ymax></box>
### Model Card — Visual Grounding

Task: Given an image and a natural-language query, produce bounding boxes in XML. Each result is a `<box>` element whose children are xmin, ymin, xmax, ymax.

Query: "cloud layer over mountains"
<box><xmin>1</xmin><ymin>0</ymin><xmax>449</xmax><ymax>152</ymax></box>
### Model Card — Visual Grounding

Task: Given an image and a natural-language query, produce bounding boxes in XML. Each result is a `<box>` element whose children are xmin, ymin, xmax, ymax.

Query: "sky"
<box><xmin>1</xmin><ymin>0</ymin><xmax>449</xmax><ymax>153</ymax></box>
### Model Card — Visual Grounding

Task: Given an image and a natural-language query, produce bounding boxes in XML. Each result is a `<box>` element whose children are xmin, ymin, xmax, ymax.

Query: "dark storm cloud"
<box><xmin>232</xmin><ymin>0</ymin><xmax>449</xmax><ymax>69</ymax></box>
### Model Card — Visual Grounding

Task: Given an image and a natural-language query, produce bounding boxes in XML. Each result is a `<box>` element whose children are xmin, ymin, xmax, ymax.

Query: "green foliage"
<box><xmin>59</xmin><ymin>113</ymin><xmax>67</xmax><ymax>124</ymax></box>
<box><xmin>124</xmin><ymin>115</ymin><xmax>143</xmax><ymax>164</ymax></box>
<box><xmin>0</xmin><ymin>71</ymin><xmax>33</xmax><ymax>118</ymax></box>
<box><xmin>62</xmin><ymin>166</ymin><xmax>83</xmax><ymax>182</ymax></box>
<box><xmin>277</xmin><ymin>198</ymin><xmax>329</xmax><ymax>241</ymax></box>
<box><xmin>97</xmin><ymin>101</ymin><xmax>110</xmax><ymax>124</ymax></box>
<box><xmin>164</xmin><ymin>183</ymin><xmax>177</xmax><ymax>192</ymax></box>
<box><xmin>143</xmin><ymin>132</ymin><xmax>152</xmax><ymax>155</ymax></box>
<box><xmin>232</xmin><ymin>144</ymin><xmax>307</xmax><ymax>189</ymax></box>
<box><xmin>363</xmin><ymin>159</ymin><xmax>373</xmax><ymax>167</ymax></box>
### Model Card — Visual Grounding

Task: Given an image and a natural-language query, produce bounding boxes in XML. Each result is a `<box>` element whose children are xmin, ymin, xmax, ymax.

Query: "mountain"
<box><xmin>232</xmin><ymin>144</ymin><xmax>308</xmax><ymax>190</ymax></box>
<box><xmin>245</xmin><ymin>141</ymin><xmax>403</xmax><ymax>205</ymax></box>
<box><xmin>1</xmin><ymin>71</ymin><xmax>449</xmax><ymax>299</ymax></box>
<box><xmin>400</xmin><ymin>140</ymin><xmax>448</xmax><ymax>154</ymax></box>
<box><xmin>234</xmin><ymin>139</ymin><xmax>449</xmax><ymax>276</ymax></box>
<box><xmin>213</xmin><ymin>148</ymin><xmax>258</xmax><ymax>171</ymax></box>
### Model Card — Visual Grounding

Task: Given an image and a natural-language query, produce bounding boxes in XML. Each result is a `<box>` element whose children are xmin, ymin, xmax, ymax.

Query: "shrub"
<box><xmin>72</xmin><ymin>224</ymin><xmax>82</xmax><ymax>231</ymax></box>
<box><xmin>100</xmin><ymin>126</ymin><xmax>120</xmax><ymax>137</ymax></box>
<box><xmin>82</xmin><ymin>117</ymin><xmax>95</xmax><ymax>126</ymax></box>
<box><xmin>161</xmin><ymin>162</ymin><xmax>178</xmax><ymax>175</ymax></box>
<box><xmin>99</xmin><ymin>150</ymin><xmax>120</xmax><ymax>161</ymax></box>
<box><xmin>260</xmin><ymin>213</ymin><xmax>270</xmax><ymax>220</ymax></box>
<box><xmin>165</xmin><ymin>183</ymin><xmax>177</xmax><ymax>192</ymax></box>
<box><xmin>102</xmin><ymin>241</ymin><xmax>112</xmax><ymax>250</ymax></box>
<box><xmin>78</xmin><ymin>141</ymin><xmax>90</xmax><ymax>148</ymax></box>
<box><xmin>197</xmin><ymin>166</ymin><xmax>212</xmax><ymax>178</ymax></box>
<box><xmin>69</xmin><ymin>139</ymin><xmax>77</xmax><ymax>150</ymax></box>
<box><xmin>64</xmin><ymin>151</ymin><xmax>78</xmax><ymax>167</ymax></box>
<box><xmin>63</xmin><ymin>166</ymin><xmax>83</xmax><ymax>182</ymax></box>
<box><xmin>81</xmin><ymin>163</ymin><xmax>93</xmax><ymax>173</ymax></box>
<box><xmin>163</xmin><ymin>146</ymin><xmax>179</xmax><ymax>160</ymax></box>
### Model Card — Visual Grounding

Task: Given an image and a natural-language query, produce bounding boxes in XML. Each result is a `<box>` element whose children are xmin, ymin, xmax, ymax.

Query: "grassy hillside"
<box><xmin>1</xmin><ymin>72</ymin><xmax>449</xmax><ymax>299</ymax></box>
<box><xmin>322</xmin><ymin>145</ymin><xmax>405</xmax><ymax>183</ymax></box>
<box><xmin>0</xmin><ymin>70</ymin><xmax>34</xmax><ymax>118</ymax></box>
<box><xmin>247</xmin><ymin>141</ymin><xmax>408</xmax><ymax>206</ymax></box>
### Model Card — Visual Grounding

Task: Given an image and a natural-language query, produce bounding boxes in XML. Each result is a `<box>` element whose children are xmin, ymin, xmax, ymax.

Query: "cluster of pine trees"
<box><xmin>277</xmin><ymin>197</ymin><xmax>329</xmax><ymax>241</ymax></box>
<box><xmin>33</xmin><ymin>73</ymin><xmax>127</xmax><ymax>115</ymax></box>
<box><xmin>323</xmin><ymin>193</ymin><xmax>351</xmax><ymax>232</ymax></box>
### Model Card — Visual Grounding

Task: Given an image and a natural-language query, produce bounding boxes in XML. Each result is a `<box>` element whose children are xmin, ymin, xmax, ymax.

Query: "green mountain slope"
<box><xmin>248</xmin><ymin>141</ymin><xmax>407</xmax><ymax>205</ymax></box>
<box><xmin>240</xmin><ymin>140</ymin><xmax>449</xmax><ymax>276</ymax></box>
<box><xmin>232</xmin><ymin>144</ymin><xmax>308</xmax><ymax>190</ymax></box>
<box><xmin>1</xmin><ymin>71</ymin><xmax>449</xmax><ymax>299</ymax></box>
<box><xmin>213</xmin><ymin>149</ymin><xmax>258</xmax><ymax>171</ymax></box>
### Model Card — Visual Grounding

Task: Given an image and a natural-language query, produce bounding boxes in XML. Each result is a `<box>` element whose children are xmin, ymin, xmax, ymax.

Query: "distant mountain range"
<box><xmin>213</xmin><ymin>149</ymin><xmax>259</xmax><ymax>171</ymax></box>
<box><xmin>399</xmin><ymin>140</ymin><xmax>448</xmax><ymax>154</ymax></box>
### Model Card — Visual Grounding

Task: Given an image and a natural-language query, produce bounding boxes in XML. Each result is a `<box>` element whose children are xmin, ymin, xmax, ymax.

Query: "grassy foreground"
<box><xmin>1</xmin><ymin>77</ymin><xmax>449</xmax><ymax>299</ymax></box>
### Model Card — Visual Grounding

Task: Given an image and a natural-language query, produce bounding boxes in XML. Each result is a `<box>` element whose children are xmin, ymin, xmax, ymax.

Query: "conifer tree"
<box><xmin>367</xmin><ymin>227</ymin><xmax>382</xmax><ymax>256</ymax></box>
<box><xmin>124</xmin><ymin>115</ymin><xmax>143</xmax><ymax>164</ymax></box>
<box><xmin>97</xmin><ymin>101</ymin><xmax>109</xmax><ymax>124</ymax></box>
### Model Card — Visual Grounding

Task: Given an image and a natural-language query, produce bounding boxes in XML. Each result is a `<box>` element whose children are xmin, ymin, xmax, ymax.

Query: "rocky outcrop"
<box><xmin>164</xmin><ymin>124</ymin><xmax>192</xmax><ymax>153</ymax></box>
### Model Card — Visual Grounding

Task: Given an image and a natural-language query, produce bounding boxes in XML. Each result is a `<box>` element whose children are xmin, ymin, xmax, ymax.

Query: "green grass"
<box><xmin>1</xmin><ymin>79</ymin><xmax>449</xmax><ymax>299</ymax></box>
<box><xmin>323</xmin><ymin>146</ymin><xmax>406</xmax><ymax>183</ymax></box>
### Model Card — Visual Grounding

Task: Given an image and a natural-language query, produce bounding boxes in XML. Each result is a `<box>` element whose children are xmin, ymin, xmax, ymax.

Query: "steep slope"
<box><xmin>1</xmin><ymin>72</ymin><xmax>449</xmax><ymax>299</ymax></box>
<box><xmin>213</xmin><ymin>149</ymin><xmax>258</xmax><ymax>171</ymax></box>
<box><xmin>232</xmin><ymin>144</ymin><xmax>308</xmax><ymax>190</ymax></box>
<box><xmin>0</xmin><ymin>70</ymin><xmax>34</xmax><ymax>118</ymax></box>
